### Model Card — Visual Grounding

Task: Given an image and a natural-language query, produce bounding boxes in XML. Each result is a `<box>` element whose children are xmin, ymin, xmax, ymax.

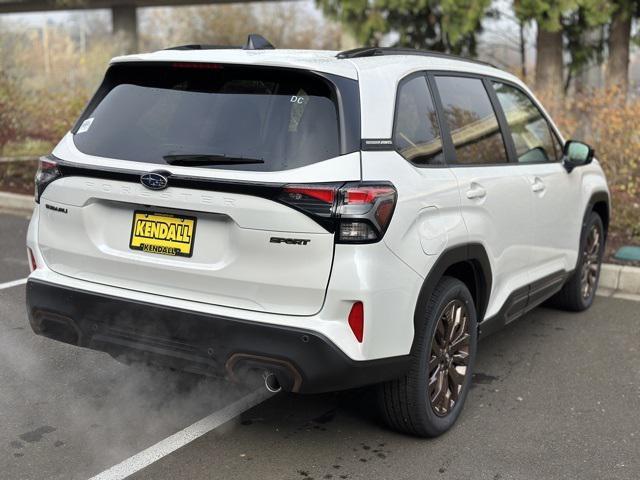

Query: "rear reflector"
<box><xmin>27</xmin><ymin>248</ymin><xmax>37</xmax><ymax>272</ymax></box>
<box><xmin>348</xmin><ymin>301</ymin><xmax>364</xmax><ymax>343</ymax></box>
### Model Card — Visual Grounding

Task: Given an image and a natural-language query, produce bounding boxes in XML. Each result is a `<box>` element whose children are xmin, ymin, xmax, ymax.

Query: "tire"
<box><xmin>550</xmin><ymin>211</ymin><xmax>604</xmax><ymax>312</ymax></box>
<box><xmin>378</xmin><ymin>276</ymin><xmax>478</xmax><ymax>437</ymax></box>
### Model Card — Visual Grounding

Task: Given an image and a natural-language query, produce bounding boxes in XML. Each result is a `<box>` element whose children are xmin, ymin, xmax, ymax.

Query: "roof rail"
<box><xmin>336</xmin><ymin>47</ymin><xmax>495</xmax><ymax>68</ymax></box>
<box><xmin>165</xmin><ymin>34</ymin><xmax>275</xmax><ymax>52</ymax></box>
<box><xmin>165</xmin><ymin>44</ymin><xmax>240</xmax><ymax>50</ymax></box>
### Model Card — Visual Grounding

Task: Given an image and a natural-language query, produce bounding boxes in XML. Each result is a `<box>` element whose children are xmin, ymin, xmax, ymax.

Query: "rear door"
<box><xmin>38</xmin><ymin>62</ymin><xmax>361</xmax><ymax>316</ymax></box>
<box><xmin>430</xmin><ymin>74</ymin><xmax>535</xmax><ymax>317</ymax></box>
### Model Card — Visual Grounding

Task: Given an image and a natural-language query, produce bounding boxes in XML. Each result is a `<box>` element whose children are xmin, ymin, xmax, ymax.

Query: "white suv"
<box><xmin>26</xmin><ymin>36</ymin><xmax>610</xmax><ymax>437</ymax></box>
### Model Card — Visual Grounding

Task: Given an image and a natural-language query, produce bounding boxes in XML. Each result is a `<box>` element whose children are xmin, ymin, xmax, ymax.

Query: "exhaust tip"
<box><xmin>264</xmin><ymin>372</ymin><xmax>282</xmax><ymax>393</ymax></box>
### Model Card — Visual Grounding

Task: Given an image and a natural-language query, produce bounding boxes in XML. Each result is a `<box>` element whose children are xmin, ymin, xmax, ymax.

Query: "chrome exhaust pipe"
<box><xmin>264</xmin><ymin>372</ymin><xmax>282</xmax><ymax>393</ymax></box>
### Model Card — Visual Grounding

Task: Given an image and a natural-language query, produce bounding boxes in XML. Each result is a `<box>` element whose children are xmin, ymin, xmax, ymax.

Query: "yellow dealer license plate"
<box><xmin>129</xmin><ymin>211</ymin><xmax>197</xmax><ymax>258</ymax></box>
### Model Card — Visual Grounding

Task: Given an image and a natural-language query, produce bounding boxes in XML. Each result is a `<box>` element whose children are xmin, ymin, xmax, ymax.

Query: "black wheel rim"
<box><xmin>581</xmin><ymin>223</ymin><xmax>601</xmax><ymax>299</ymax></box>
<box><xmin>428</xmin><ymin>299</ymin><xmax>470</xmax><ymax>417</ymax></box>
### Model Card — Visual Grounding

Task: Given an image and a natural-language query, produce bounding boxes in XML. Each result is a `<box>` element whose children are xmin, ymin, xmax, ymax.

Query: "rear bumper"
<box><xmin>26</xmin><ymin>279</ymin><xmax>410</xmax><ymax>394</ymax></box>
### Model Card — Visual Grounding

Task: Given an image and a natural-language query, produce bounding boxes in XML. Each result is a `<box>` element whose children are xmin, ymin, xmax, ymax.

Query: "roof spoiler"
<box><xmin>165</xmin><ymin>34</ymin><xmax>275</xmax><ymax>51</ymax></box>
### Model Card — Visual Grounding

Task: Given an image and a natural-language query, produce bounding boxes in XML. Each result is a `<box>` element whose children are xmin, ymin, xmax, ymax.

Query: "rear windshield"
<box><xmin>73</xmin><ymin>63</ymin><xmax>359</xmax><ymax>171</ymax></box>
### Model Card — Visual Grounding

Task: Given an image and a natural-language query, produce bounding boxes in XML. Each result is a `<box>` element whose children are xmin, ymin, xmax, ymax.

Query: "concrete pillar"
<box><xmin>112</xmin><ymin>4</ymin><xmax>138</xmax><ymax>54</ymax></box>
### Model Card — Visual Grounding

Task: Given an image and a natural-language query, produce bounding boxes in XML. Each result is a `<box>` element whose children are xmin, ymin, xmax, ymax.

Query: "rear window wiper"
<box><xmin>163</xmin><ymin>154</ymin><xmax>264</xmax><ymax>166</ymax></box>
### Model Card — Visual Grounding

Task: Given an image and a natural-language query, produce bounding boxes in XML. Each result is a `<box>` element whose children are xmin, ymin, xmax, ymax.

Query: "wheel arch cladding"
<box><xmin>412</xmin><ymin>243</ymin><xmax>491</xmax><ymax>351</ymax></box>
<box><xmin>573</xmin><ymin>191</ymin><xmax>609</xmax><ymax>273</ymax></box>
<box><xmin>589</xmin><ymin>193</ymin><xmax>609</xmax><ymax>235</ymax></box>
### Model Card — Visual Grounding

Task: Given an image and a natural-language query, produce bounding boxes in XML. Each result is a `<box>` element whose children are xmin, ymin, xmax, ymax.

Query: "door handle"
<box><xmin>531</xmin><ymin>177</ymin><xmax>546</xmax><ymax>193</ymax></box>
<box><xmin>466</xmin><ymin>184</ymin><xmax>487</xmax><ymax>200</ymax></box>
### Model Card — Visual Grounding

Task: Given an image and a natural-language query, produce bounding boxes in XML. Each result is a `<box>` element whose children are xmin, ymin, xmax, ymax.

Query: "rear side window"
<box><xmin>393</xmin><ymin>75</ymin><xmax>444</xmax><ymax>166</ymax></box>
<box><xmin>492</xmin><ymin>82</ymin><xmax>560</xmax><ymax>163</ymax></box>
<box><xmin>434</xmin><ymin>76</ymin><xmax>508</xmax><ymax>165</ymax></box>
<box><xmin>73</xmin><ymin>63</ymin><xmax>356</xmax><ymax>171</ymax></box>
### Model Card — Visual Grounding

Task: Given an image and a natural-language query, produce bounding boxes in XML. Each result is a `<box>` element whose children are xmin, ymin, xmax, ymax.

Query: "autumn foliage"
<box><xmin>542</xmin><ymin>88</ymin><xmax>640</xmax><ymax>254</ymax></box>
<box><xmin>0</xmin><ymin>72</ymin><xmax>19</xmax><ymax>153</ymax></box>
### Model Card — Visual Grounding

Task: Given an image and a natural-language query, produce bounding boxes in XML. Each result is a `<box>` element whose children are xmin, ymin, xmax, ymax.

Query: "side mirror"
<box><xmin>563</xmin><ymin>140</ymin><xmax>594</xmax><ymax>172</ymax></box>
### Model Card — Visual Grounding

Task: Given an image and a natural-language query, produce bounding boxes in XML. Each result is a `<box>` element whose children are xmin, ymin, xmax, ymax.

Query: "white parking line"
<box><xmin>88</xmin><ymin>388</ymin><xmax>272</xmax><ymax>480</ymax></box>
<box><xmin>0</xmin><ymin>277</ymin><xmax>27</xmax><ymax>290</ymax></box>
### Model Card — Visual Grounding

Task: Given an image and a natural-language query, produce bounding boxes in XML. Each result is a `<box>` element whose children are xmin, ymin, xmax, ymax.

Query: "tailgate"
<box><xmin>38</xmin><ymin>174</ymin><xmax>343</xmax><ymax>315</ymax></box>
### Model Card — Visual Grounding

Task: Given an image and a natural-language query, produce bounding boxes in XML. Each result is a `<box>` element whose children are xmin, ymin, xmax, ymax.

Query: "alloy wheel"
<box><xmin>581</xmin><ymin>224</ymin><xmax>602</xmax><ymax>299</ymax></box>
<box><xmin>428</xmin><ymin>299</ymin><xmax>470</xmax><ymax>417</ymax></box>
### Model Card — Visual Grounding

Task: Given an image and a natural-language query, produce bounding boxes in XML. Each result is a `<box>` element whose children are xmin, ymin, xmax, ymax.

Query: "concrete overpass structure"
<box><xmin>0</xmin><ymin>0</ymin><xmax>268</xmax><ymax>53</ymax></box>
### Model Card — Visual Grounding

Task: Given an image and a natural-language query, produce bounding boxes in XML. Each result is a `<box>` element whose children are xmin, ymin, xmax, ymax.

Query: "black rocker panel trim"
<box><xmin>479</xmin><ymin>270</ymin><xmax>569</xmax><ymax>338</ymax></box>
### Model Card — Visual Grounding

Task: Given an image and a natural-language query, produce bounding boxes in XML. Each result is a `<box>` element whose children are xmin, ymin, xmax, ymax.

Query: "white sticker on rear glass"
<box><xmin>77</xmin><ymin>117</ymin><xmax>94</xmax><ymax>133</ymax></box>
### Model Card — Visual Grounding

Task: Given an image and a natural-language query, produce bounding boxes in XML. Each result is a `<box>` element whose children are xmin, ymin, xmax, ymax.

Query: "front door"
<box><xmin>490</xmin><ymin>81</ymin><xmax>581</xmax><ymax>284</ymax></box>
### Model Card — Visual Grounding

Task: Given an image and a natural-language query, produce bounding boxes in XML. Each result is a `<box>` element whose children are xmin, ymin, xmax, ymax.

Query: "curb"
<box><xmin>0</xmin><ymin>191</ymin><xmax>34</xmax><ymax>214</ymax></box>
<box><xmin>598</xmin><ymin>263</ymin><xmax>640</xmax><ymax>298</ymax></box>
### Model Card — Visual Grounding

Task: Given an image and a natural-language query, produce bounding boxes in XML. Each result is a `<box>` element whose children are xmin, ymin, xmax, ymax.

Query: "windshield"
<box><xmin>73</xmin><ymin>63</ymin><xmax>357</xmax><ymax>171</ymax></box>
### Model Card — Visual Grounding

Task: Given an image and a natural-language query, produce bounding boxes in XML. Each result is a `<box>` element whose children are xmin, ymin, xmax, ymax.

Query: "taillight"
<box><xmin>278</xmin><ymin>182</ymin><xmax>397</xmax><ymax>243</ymax></box>
<box><xmin>34</xmin><ymin>156</ymin><xmax>62</xmax><ymax>203</ymax></box>
<box><xmin>280</xmin><ymin>185</ymin><xmax>338</xmax><ymax>218</ymax></box>
<box><xmin>336</xmin><ymin>183</ymin><xmax>397</xmax><ymax>243</ymax></box>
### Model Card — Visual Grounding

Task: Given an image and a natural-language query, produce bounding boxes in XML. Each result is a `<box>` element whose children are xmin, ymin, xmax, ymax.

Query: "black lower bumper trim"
<box><xmin>26</xmin><ymin>279</ymin><xmax>410</xmax><ymax>394</ymax></box>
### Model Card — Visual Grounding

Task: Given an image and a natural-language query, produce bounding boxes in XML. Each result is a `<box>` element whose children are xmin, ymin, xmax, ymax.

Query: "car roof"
<box><xmin>110</xmin><ymin>48</ymin><xmax>521</xmax><ymax>84</ymax></box>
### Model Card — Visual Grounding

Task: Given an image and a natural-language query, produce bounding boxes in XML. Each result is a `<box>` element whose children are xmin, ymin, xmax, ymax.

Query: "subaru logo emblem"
<box><xmin>141</xmin><ymin>172</ymin><xmax>169</xmax><ymax>190</ymax></box>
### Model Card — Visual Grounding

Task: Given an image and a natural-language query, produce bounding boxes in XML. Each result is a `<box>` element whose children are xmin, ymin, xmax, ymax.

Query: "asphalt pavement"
<box><xmin>1</xmin><ymin>211</ymin><xmax>639</xmax><ymax>480</ymax></box>
<box><xmin>0</xmin><ymin>211</ymin><xmax>30</xmax><ymax>283</ymax></box>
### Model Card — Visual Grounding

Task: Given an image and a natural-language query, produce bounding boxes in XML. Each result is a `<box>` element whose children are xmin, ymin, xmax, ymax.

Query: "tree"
<box><xmin>515</xmin><ymin>0</ymin><xmax>613</xmax><ymax>96</ymax></box>
<box><xmin>515</xmin><ymin>0</ymin><xmax>572</xmax><ymax>96</ymax></box>
<box><xmin>142</xmin><ymin>3</ymin><xmax>343</xmax><ymax>51</ymax></box>
<box><xmin>316</xmin><ymin>0</ymin><xmax>492</xmax><ymax>55</ymax></box>
<box><xmin>606</xmin><ymin>1</ymin><xmax>639</xmax><ymax>94</ymax></box>
<box><xmin>563</xmin><ymin>2</ymin><xmax>612</xmax><ymax>93</ymax></box>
